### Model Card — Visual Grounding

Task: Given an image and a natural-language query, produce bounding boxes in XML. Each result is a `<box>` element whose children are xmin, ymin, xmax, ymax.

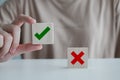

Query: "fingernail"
<box><xmin>30</xmin><ymin>19</ymin><xmax>36</xmax><ymax>23</ymax></box>
<box><xmin>38</xmin><ymin>45</ymin><xmax>43</xmax><ymax>49</ymax></box>
<box><xmin>33</xmin><ymin>19</ymin><xmax>36</xmax><ymax>23</ymax></box>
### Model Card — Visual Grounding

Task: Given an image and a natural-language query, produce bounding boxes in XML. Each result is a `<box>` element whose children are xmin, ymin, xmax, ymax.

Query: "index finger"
<box><xmin>12</xmin><ymin>14</ymin><xmax>36</xmax><ymax>27</ymax></box>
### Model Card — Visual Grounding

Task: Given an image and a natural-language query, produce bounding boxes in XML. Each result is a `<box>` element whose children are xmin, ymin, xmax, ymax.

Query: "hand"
<box><xmin>0</xmin><ymin>14</ymin><xmax>42</xmax><ymax>62</ymax></box>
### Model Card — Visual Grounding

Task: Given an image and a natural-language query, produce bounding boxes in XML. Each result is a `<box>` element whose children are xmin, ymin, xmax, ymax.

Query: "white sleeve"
<box><xmin>0</xmin><ymin>0</ymin><xmax>22</xmax><ymax>24</ymax></box>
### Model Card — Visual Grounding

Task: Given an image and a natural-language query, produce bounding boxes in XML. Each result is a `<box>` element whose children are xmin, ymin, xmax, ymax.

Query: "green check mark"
<box><xmin>35</xmin><ymin>26</ymin><xmax>50</xmax><ymax>40</ymax></box>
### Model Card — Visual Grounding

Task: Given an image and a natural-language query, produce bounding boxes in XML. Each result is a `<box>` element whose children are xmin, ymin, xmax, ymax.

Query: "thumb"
<box><xmin>12</xmin><ymin>14</ymin><xmax>36</xmax><ymax>27</ymax></box>
<box><xmin>3</xmin><ymin>43</ymin><xmax>42</xmax><ymax>61</ymax></box>
<box><xmin>15</xmin><ymin>43</ymin><xmax>42</xmax><ymax>54</ymax></box>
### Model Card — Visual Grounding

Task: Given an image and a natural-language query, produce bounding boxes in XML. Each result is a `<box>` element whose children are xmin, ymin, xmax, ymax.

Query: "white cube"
<box><xmin>67</xmin><ymin>47</ymin><xmax>88</xmax><ymax>68</ymax></box>
<box><xmin>32</xmin><ymin>23</ymin><xmax>54</xmax><ymax>44</ymax></box>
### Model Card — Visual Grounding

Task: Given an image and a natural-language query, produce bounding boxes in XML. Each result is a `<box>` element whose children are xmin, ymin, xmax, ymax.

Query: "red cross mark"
<box><xmin>71</xmin><ymin>51</ymin><xmax>85</xmax><ymax>65</ymax></box>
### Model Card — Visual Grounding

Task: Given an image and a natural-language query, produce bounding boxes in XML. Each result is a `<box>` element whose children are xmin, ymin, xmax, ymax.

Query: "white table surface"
<box><xmin>0</xmin><ymin>59</ymin><xmax>120</xmax><ymax>80</ymax></box>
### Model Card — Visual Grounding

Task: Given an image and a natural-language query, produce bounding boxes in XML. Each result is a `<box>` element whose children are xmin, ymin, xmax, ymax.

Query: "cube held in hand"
<box><xmin>32</xmin><ymin>23</ymin><xmax>54</xmax><ymax>44</ymax></box>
